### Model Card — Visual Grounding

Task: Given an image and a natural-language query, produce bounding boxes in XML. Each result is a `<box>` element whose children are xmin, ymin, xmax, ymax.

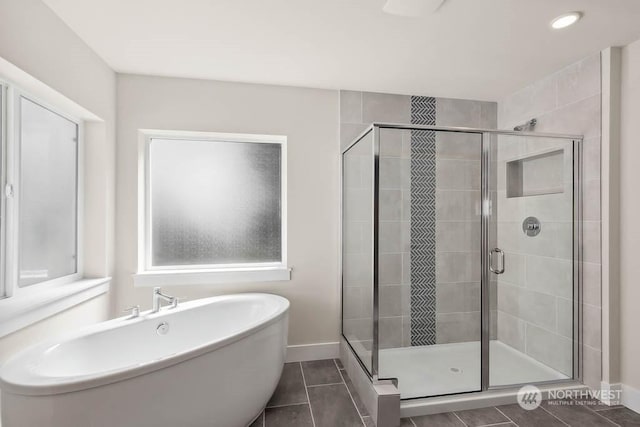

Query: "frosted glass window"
<box><xmin>149</xmin><ymin>138</ymin><xmax>282</xmax><ymax>268</ymax></box>
<box><xmin>19</xmin><ymin>98</ymin><xmax>78</xmax><ymax>287</ymax></box>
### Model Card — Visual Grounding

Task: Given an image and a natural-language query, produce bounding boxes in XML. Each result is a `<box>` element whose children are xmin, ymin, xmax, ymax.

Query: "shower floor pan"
<box><xmin>379</xmin><ymin>340</ymin><xmax>569</xmax><ymax>400</ymax></box>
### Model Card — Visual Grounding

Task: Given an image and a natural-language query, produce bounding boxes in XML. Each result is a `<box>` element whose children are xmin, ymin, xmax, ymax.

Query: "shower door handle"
<box><xmin>489</xmin><ymin>248</ymin><xmax>505</xmax><ymax>274</ymax></box>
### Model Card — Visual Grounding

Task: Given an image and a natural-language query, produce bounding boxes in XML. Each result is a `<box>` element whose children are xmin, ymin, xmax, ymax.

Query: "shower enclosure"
<box><xmin>341</xmin><ymin>123</ymin><xmax>581</xmax><ymax>400</ymax></box>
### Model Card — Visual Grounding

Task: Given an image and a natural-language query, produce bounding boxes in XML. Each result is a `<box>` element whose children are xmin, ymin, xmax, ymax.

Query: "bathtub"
<box><xmin>0</xmin><ymin>293</ymin><xmax>289</xmax><ymax>427</ymax></box>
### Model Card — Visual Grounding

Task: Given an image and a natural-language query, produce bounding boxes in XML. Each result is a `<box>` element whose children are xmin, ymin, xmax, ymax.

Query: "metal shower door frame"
<box><xmin>340</xmin><ymin>123</ymin><xmax>583</xmax><ymax>396</ymax></box>
<box><xmin>480</xmin><ymin>131</ymin><xmax>583</xmax><ymax>392</ymax></box>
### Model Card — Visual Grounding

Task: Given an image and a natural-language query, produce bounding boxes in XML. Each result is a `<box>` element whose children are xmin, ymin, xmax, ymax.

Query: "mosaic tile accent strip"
<box><xmin>410</xmin><ymin>96</ymin><xmax>437</xmax><ymax>346</ymax></box>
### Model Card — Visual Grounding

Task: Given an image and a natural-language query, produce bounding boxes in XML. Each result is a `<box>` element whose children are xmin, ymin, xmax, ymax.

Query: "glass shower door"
<box><xmin>376</xmin><ymin>127</ymin><xmax>484</xmax><ymax>399</ymax></box>
<box><xmin>342</xmin><ymin>129</ymin><xmax>375</xmax><ymax>375</ymax></box>
<box><xmin>342</xmin><ymin>125</ymin><xmax>581</xmax><ymax>401</ymax></box>
<box><xmin>487</xmin><ymin>134</ymin><xmax>578</xmax><ymax>387</ymax></box>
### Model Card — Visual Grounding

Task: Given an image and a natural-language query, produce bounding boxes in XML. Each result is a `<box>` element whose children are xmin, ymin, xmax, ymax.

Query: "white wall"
<box><xmin>0</xmin><ymin>0</ymin><xmax>116</xmax><ymax>361</ymax></box>
<box><xmin>116</xmin><ymin>74</ymin><xmax>340</xmax><ymax>346</ymax></box>
<box><xmin>619</xmin><ymin>38</ymin><xmax>640</xmax><ymax>395</ymax></box>
<box><xmin>0</xmin><ymin>296</ymin><xmax>109</xmax><ymax>363</ymax></box>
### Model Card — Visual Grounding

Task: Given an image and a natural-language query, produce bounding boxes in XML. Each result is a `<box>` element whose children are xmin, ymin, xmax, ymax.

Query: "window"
<box><xmin>1</xmin><ymin>91</ymin><xmax>82</xmax><ymax>296</ymax></box>
<box><xmin>0</xmin><ymin>78</ymin><xmax>109</xmax><ymax>338</ymax></box>
<box><xmin>135</xmin><ymin>131</ymin><xmax>290</xmax><ymax>286</ymax></box>
<box><xmin>18</xmin><ymin>98</ymin><xmax>79</xmax><ymax>287</ymax></box>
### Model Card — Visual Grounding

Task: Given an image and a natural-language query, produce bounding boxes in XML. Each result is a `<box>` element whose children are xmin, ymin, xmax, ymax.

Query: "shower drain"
<box><xmin>450</xmin><ymin>367</ymin><xmax>462</xmax><ymax>374</ymax></box>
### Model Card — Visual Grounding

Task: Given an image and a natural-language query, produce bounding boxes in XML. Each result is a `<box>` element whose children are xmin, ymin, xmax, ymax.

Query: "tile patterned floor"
<box><xmin>250</xmin><ymin>358</ymin><xmax>371</xmax><ymax>427</ymax></box>
<box><xmin>254</xmin><ymin>359</ymin><xmax>640</xmax><ymax>427</ymax></box>
<box><xmin>405</xmin><ymin>402</ymin><xmax>640</xmax><ymax>427</ymax></box>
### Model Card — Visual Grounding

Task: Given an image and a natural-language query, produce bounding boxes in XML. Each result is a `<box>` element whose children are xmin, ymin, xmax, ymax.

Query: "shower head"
<box><xmin>513</xmin><ymin>118</ymin><xmax>537</xmax><ymax>132</ymax></box>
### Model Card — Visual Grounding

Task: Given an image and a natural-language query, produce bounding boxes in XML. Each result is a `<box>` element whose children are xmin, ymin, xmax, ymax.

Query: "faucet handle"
<box><xmin>123</xmin><ymin>305</ymin><xmax>140</xmax><ymax>318</ymax></box>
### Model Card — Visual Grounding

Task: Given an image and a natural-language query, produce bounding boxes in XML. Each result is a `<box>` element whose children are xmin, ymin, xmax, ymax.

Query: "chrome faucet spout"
<box><xmin>152</xmin><ymin>287</ymin><xmax>178</xmax><ymax>313</ymax></box>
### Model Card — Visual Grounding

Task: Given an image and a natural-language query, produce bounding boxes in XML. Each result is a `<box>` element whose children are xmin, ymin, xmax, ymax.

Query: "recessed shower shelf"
<box><xmin>506</xmin><ymin>148</ymin><xmax>565</xmax><ymax>198</ymax></box>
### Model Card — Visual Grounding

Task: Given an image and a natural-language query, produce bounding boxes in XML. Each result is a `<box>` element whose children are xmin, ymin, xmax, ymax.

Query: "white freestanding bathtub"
<box><xmin>0</xmin><ymin>293</ymin><xmax>289</xmax><ymax>427</ymax></box>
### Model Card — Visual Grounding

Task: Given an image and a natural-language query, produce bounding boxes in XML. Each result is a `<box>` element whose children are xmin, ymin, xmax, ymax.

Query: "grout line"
<box><xmin>568</xmin><ymin>399</ymin><xmax>623</xmax><ymax>425</ymax></box>
<box><xmin>592</xmin><ymin>406</ymin><xmax>625</xmax><ymax>412</ymax></box>
<box><xmin>408</xmin><ymin>417</ymin><xmax>417</xmax><ymax>427</ymax></box>
<box><xmin>452</xmin><ymin>411</ymin><xmax>469</xmax><ymax>426</ymax></box>
<box><xmin>299</xmin><ymin>362</ymin><xmax>317</xmax><ymax>427</ymax></box>
<box><xmin>493</xmin><ymin>407</ymin><xmax>517</xmax><ymax>427</ymax></box>
<box><xmin>495</xmin><ymin>281</ymin><xmax>577</xmax><ymax>305</ymax></box>
<box><xmin>587</xmin><ymin>408</ymin><xmax>623</xmax><ymax>426</ymax></box>
<box><xmin>538</xmin><ymin>404</ymin><xmax>570</xmax><ymax>427</ymax></box>
<box><xmin>306</xmin><ymin>382</ymin><xmax>346</xmax><ymax>388</ymax></box>
<box><xmin>579</xmin><ymin>399</ymin><xmax>604</xmax><ymax>414</ymax></box>
<box><xmin>477</xmin><ymin>423</ymin><xmax>516</xmax><ymax>427</ymax></box>
<box><xmin>265</xmin><ymin>402</ymin><xmax>309</xmax><ymax>409</ymax></box>
<box><xmin>337</xmin><ymin>368</ymin><xmax>366</xmax><ymax>426</ymax></box>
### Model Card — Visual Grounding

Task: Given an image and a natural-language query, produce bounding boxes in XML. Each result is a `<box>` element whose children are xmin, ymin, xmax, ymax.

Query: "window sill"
<box><xmin>0</xmin><ymin>277</ymin><xmax>111</xmax><ymax>339</ymax></box>
<box><xmin>133</xmin><ymin>267</ymin><xmax>292</xmax><ymax>287</ymax></box>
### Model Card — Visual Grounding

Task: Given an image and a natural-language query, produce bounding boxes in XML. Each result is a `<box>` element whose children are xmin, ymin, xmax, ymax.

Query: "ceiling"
<box><xmin>43</xmin><ymin>0</ymin><xmax>640</xmax><ymax>101</ymax></box>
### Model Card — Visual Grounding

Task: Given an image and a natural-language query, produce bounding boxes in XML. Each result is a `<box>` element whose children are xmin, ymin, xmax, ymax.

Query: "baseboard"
<box><xmin>286</xmin><ymin>342</ymin><xmax>340</xmax><ymax>362</ymax></box>
<box><xmin>599</xmin><ymin>381</ymin><xmax>623</xmax><ymax>406</ymax></box>
<box><xmin>622</xmin><ymin>384</ymin><xmax>640</xmax><ymax>413</ymax></box>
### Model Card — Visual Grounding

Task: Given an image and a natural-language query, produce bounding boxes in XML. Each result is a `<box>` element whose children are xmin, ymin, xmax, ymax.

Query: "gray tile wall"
<box><xmin>434</xmin><ymin>98</ymin><xmax>496</xmax><ymax>344</ymax></box>
<box><xmin>497</xmin><ymin>53</ymin><xmax>602</xmax><ymax>387</ymax></box>
<box><xmin>341</xmin><ymin>91</ymin><xmax>413</xmax><ymax>349</ymax></box>
<box><xmin>342</xmin><ymin>130</ymin><xmax>375</xmax><ymax>368</ymax></box>
<box><xmin>340</xmin><ymin>90</ymin><xmax>497</xmax><ymax>348</ymax></box>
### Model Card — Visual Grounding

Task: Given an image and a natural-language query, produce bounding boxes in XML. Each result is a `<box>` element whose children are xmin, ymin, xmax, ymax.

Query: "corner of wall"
<box><xmin>600</xmin><ymin>46</ymin><xmax>622</xmax><ymax>386</ymax></box>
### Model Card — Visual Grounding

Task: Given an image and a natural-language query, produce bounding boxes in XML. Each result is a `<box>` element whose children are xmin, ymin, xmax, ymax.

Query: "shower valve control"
<box><xmin>522</xmin><ymin>217</ymin><xmax>541</xmax><ymax>237</ymax></box>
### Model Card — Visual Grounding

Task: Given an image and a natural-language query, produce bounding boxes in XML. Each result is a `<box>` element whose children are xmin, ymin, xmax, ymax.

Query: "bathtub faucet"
<box><xmin>152</xmin><ymin>287</ymin><xmax>178</xmax><ymax>313</ymax></box>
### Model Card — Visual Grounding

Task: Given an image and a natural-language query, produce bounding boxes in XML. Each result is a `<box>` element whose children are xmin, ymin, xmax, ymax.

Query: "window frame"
<box><xmin>134</xmin><ymin>129</ymin><xmax>290</xmax><ymax>286</ymax></box>
<box><xmin>0</xmin><ymin>83</ymin><xmax>6</xmax><ymax>298</ymax></box>
<box><xmin>1</xmin><ymin>85</ymin><xmax>84</xmax><ymax>299</ymax></box>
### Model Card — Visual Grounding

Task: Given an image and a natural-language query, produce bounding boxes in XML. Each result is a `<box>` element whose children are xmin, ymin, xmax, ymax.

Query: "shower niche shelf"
<box><xmin>506</xmin><ymin>148</ymin><xmax>565</xmax><ymax>198</ymax></box>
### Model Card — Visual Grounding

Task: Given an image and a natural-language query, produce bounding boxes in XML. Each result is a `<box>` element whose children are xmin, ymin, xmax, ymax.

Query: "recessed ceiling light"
<box><xmin>550</xmin><ymin>12</ymin><xmax>582</xmax><ymax>30</ymax></box>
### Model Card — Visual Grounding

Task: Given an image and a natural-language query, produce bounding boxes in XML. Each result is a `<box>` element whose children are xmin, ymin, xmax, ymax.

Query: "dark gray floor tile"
<box><xmin>496</xmin><ymin>404</ymin><xmax>566</xmax><ymax>427</ymax></box>
<box><xmin>265</xmin><ymin>404</ymin><xmax>313</xmax><ymax>427</ymax></box>
<box><xmin>249</xmin><ymin>412</ymin><xmax>264</xmax><ymax>427</ymax></box>
<box><xmin>335</xmin><ymin>358</ymin><xmax>345</xmax><ymax>370</ymax></box>
<box><xmin>363</xmin><ymin>416</ymin><xmax>375</xmax><ymax>426</ymax></box>
<box><xmin>411</xmin><ymin>412</ymin><xmax>465</xmax><ymax>427</ymax></box>
<box><xmin>340</xmin><ymin>370</ymin><xmax>369</xmax><ymax>417</ymax></box>
<box><xmin>400</xmin><ymin>418</ymin><xmax>415</xmax><ymax>426</ymax></box>
<box><xmin>267</xmin><ymin>363</ymin><xmax>307</xmax><ymax>407</ymax></box>
<box><xmin>542</xmin><ymin>400</ymin><xmax>619</xmax><ymax>426</ymax></box>
<box><xmin>302</xmin><ymin>359</ymin><xmax>344</xmax><ymax>386</ymax></box>
<box><xmin>455</xmin><ymin>407</ymin><xmax>508</xmax><ymax>426</ymax></box>
<box><xmin>597</xmin><ymin>407</ymin><xmax>640</xmax><ymax>426</ymax></box>
<box><xmin>571</xmin><ymin>396</ymin><xmax>624</xmax><ymax>411</ymax></box>
<box><xmin>307</xmin><ymin>383</ymin><xmax>364</xmax><ymax>427</ymax></box>
<box><xmin>594</xmin><ymin>404</ymin><xmax>627</xmax><ymax>412</ymax></box>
